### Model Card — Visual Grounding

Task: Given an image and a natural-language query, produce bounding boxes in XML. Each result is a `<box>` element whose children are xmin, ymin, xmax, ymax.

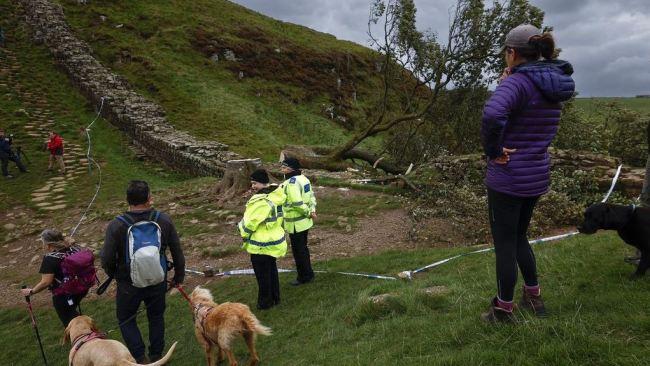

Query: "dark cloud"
<box><xmin>233</xmin><ymin>0</ymin><xmax>650</xmax><ymax>96</ymax></box>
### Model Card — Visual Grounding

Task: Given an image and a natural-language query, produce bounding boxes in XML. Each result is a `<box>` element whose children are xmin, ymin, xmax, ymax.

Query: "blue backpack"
<box><xmin>117</xmin><ymin>211</ymin><xmax>166</xmax><ymax>288</ymax></box>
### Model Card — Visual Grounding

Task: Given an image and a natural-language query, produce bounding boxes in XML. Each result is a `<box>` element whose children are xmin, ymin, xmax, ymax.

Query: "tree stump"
<box><xmin>214</xmin><ymin>158</ymin><xmax>261</xmax><ymax>202</ymax></box>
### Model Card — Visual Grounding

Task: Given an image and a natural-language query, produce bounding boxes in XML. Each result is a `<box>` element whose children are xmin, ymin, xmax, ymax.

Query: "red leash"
<box><xmin>173</xmin><ymin>282</ymin><xmax>194</xmax><ymax>306</ymax></box>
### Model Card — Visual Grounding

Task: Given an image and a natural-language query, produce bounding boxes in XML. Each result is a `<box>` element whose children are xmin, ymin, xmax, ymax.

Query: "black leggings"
<box><xmin>52</xmin><ymin>294</ymin><xmax>84</xmax><ymax>327</ymax></box>
<box><xmin>487</xmin><ymin>188</ymin><xmax>540</xmax><ymax>302</ymax></box>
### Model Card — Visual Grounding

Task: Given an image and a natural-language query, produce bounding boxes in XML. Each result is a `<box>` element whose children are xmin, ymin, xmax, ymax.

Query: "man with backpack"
<box><xmin>20</xmin><ymin>229</ymin><xmax>95</xmax><ymax>327</ymax></box>
<box><xmin>101</xmin><ymin>180</ymin><xmax>185</xmax><ymax>364</ymax></box>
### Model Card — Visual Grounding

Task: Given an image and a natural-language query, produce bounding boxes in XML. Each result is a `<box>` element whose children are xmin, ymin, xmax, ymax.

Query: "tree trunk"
<box><xmin>214</xmin><ymin>158</ymin><xmax>261</xmax><ymax>202</ymax></box>
<box><xmin>281</xmin><ymin>146</ymin><xmax>349</xmax><ymax>171</ymax></box>
<box><xmin>282</xmin><ymin>145</ymin><xmax>406</xmax><ymax>175</ymax></box>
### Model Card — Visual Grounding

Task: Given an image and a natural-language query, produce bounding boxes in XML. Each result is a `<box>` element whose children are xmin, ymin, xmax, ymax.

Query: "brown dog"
<box><xmin>63</xmin><ymin>315</ymin><xmax>177</xmax><ymax>366</ymax></box>
<box><xmin>190</xmin><ymin>286</ymin><xmax>272</xmax><ymax>366</ymax></box>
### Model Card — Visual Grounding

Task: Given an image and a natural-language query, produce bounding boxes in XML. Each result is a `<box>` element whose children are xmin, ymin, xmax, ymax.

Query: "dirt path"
<box><xmin>0</xmin><ymin>184</ymin><xmax>416</xmax><ymax>308</ymax></box>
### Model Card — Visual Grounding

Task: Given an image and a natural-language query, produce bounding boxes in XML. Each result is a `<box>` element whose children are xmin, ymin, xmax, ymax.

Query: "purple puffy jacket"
<box><xmin>481</xmin><ymin>60</ymin><xmax>575</xmax><ymax>197</ymax></box>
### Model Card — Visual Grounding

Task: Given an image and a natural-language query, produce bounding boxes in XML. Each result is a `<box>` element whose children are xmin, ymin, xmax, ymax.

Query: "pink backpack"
<box><xmin>52</xmin><ymin>248</ymin><xmax>98</xmax><ymax>296</ymax></box>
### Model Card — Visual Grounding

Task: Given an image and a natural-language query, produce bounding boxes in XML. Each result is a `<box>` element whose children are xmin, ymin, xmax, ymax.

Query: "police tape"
<box><xmin>601</xmin><ymin>164</ymin><xmax>622</xmax><ymax>203</ymax></box>
<box><xmin>397</xmin><ymin>231</ymin><xmax>580</xmax><ymax>280</ymax></box>
<box><xmin>185</xmin><ymin>267</ymin><xmax>396</xmax><ymax>280</ymax></box>
<box><xmin>397</xmin><ymin>165</ymin><xmax>623</xmax><ymax>280</ymax></box>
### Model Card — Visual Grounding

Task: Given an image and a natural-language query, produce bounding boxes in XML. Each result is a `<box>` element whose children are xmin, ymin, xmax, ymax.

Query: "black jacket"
<box><xmin>101</xmin><ymin>209</ymin><xmax>185</xmax><ymax>284</ymax></box>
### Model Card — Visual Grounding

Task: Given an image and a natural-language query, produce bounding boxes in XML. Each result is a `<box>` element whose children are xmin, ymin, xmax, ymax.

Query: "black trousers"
<box><xmin>116</xmin><ymin>281</ymin><xmax>167</xmax><ymax>360</ymax></box>
<box><xmin>250</xmin><ymin>254</ymin><xmax>280</xmax><ymax>309</ymax></box>
<box><xmin>1</xmin><ymin>152</ymin><xmax>26</xmax><ymax>176</ymax></box>
<box><xmin>487</xmin><ymin>188</ymin><xmax>540</xmax><ymax>302</ymax></box>
<box><xmin>289</xmin><ymin>230</ymin><xmax>314</xmax><ymax>282</ymax></box>
<box><xmin>52</xmin><ymin>294</ymin><xmax>84</xmax><ymax>327</ymax></box>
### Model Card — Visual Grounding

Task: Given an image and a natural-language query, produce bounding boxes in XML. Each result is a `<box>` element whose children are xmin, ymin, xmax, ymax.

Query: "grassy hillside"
<box><xmin>0</xmin><ymin>0</ymin><xmax>183</xmax><ymax>213</ymax></box>
<box><xmin>3</xmin><ymin>232</ymin><xmax>649</xmax><ymax>365</ymax></box>
<box><xmin>54</xmin><ymin>0</ymin><xmax>385</xmax><ymax>161</ymax></box>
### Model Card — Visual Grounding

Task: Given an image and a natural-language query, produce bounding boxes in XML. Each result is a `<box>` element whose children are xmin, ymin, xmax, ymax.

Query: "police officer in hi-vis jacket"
<box><xmin>280</xmin><ymin>158</ymin><xmax>316</xmax><ymax>286</ymax></box>
<box><xmin>239</xmin><ymin>169</ymin><xmax>287</xmax><ymax>309</ymax></box>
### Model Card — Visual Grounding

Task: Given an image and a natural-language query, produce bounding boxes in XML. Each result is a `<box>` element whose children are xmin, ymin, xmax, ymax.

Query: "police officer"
<box><xmin>239</xmin><ymin>169</ymin><xmax>287</xmax><ymax>310</ymax></box>
<box><xmin>0</xmin><ymin>129</ymin><xmax>27</xmax><ymax>179</ymax></box>
<box><xmin>280</xmin><ymin>157</ymin><xmax>316</xmax><ymax>286</ymax></box>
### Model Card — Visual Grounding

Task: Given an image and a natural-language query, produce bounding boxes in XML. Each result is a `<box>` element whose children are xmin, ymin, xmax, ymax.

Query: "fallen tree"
<box><xmin>281</xmin><ymin>145</ymin><xmax>408</xmax><ymax>175</ymax></box>
<box><xmin>307</xmin><ymin>0</ymin><xmax>545</xmax><ymax>172</ymax></box>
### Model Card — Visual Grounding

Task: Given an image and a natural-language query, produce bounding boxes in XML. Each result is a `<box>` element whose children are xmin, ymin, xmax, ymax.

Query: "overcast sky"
<box><xmin>232</xmin><ymin>0</ymin><xmax>650</xmax><ymax>97</ymax></box>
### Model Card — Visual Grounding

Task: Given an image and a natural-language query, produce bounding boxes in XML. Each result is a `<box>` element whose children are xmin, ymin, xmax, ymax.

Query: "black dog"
<box><xmin>578</xmin><ymin>203</ymin><xmax>650</xmax><ymax>278</ymax></box>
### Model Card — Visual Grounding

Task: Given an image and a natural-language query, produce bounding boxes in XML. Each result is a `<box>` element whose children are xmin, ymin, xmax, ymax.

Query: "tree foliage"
<box><xmin>328</xmin><ymin>0</ymin><xmax>544</xmax><ymax>162</ymax></box>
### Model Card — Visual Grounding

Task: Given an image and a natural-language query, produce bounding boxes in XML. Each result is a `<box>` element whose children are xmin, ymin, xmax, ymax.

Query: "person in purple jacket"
<box><xmin>480</xmin><ymin>24</ymin><xmax>575</xmax><ymax>322</ymax></box>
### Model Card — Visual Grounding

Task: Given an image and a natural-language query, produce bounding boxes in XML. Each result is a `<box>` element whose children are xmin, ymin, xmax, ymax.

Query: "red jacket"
<box><xmin>47</xmin><ymin>134</ymin><xmax>63</xmax><ymax>153</ymax></box>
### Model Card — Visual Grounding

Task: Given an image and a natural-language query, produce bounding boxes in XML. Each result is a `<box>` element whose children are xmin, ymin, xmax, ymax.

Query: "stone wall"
<box><xmin>19</xmin><ymin>0</ymin><xmax>240</xmax><ymax>176</ymax></box>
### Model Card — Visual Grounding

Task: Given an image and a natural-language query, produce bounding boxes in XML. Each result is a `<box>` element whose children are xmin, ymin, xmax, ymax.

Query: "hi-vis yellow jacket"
<box><xmin>238</xmin><ymin>186</ymin><xmax>287</xmax><ymax>258</ymax></box>
<box><xmin>280</xmin><ymin>174</ymin><xmax>317</xmax><ymax>234</ymax></box>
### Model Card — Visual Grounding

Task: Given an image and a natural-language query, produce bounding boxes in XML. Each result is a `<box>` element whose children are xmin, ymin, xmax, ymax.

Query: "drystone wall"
<box><xmin>19</xmin><ymin>0</ymin><xmax>240</xmax><ymax>176</ymax></box>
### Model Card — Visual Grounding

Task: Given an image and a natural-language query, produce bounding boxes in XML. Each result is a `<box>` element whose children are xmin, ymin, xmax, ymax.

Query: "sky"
<box><xmin>231</xmin><ymin>0</ymin><xmax>650</xmax><ymax>97</ymax></box>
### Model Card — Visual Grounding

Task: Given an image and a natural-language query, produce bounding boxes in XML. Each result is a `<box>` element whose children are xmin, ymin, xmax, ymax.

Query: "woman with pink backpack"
<box><xmin>20</xmin><ymin>229</ymin><xmax>97</xmax><ymax>326</ymax></box>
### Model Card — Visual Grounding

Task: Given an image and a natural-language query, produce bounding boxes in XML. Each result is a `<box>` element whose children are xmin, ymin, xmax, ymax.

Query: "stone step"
<box><xmin>31</xmin><ymin>196</ymin><xmax>50</xmax><ymax>203</ymax></box>
<box><xmin>42</xmin><ymin>204</ymin><xmax>67</xmax><ymax>211</ymax></box>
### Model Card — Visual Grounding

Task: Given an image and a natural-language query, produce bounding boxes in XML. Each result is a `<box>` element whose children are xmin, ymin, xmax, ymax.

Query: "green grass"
<box><xmin>52</xmin><ymin>0</ymin><xmax>385</xmax><ymax>161</ymax></box>
<box><xmin>3</xmin><ymin>232</ymin><xmax>649</xmax><ymax>365</ymax></box>
<box><xmin>316</xmin><ymin>191</ymin><xmax>403</xmax><ymax>230</ymax></box>
<box><xmin>575</xmin><ymin>97</ymin><xmax>650</xmax><ymax>117</ymax></box>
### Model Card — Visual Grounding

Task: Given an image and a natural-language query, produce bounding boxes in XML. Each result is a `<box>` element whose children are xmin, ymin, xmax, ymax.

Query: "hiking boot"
<box><xmin>480</xmin><ymin>298</ymin><xmax>517</xmax><ymax>323</ymax></box>
<box><xmin>520</xmin><ymin>290</ymin><xmax>547</xmax><ymax>317</ymax></box>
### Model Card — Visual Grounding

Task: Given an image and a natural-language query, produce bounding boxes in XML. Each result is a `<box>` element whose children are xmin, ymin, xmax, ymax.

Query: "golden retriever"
<box><xmin>190</xmin><ymin>286</ymin><xmax>272</xmax><ymax>366</ymax></box>
<box><xmin>63</xmin><ymin>315</ymin><xmax>177</xmax><ymax>366</ymax></box>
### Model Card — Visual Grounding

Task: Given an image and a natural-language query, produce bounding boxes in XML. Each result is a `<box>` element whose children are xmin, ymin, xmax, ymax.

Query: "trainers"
<box><xmin>4</xmin><ymin>174</ymin><xmax>14</xmax><ymax>179</ymax></box>
<box><xmin>520</xmin><ymin>290</ymin><xmax>547</xmax><ymax>317</ymax></box>
<box><xmin>480</xmin><ymin>298</ymin><xmax>517</xmax><ymax>323</ymax></box>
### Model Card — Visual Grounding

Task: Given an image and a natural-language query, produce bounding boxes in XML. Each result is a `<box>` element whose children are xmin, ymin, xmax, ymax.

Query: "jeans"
<box><xmin>116</xmin><ymin>281</ymin><xmax>166</xmax><ymax>360</ymax></box>
<box><xmin>1</xmin><ymin>152</ymin><xmax>26</xmax><ymax>176</ymax></box>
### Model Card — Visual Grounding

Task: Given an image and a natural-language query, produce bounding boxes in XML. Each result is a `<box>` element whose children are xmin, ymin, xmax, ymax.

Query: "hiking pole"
<box><xmin>22</xmin><ymin>285</ymin><xmax>48</xmax><ymax>366</ymax></box>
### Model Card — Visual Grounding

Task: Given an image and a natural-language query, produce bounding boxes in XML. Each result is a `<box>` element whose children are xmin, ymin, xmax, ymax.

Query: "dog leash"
<box><xmin>174</xmin><ymin>283</ymin><xmax>193</xmax><ymax>306</ymax></box>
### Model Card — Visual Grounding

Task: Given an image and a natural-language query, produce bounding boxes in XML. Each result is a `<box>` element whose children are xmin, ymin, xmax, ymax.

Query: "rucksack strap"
<box><xmin>150</xmin><ymin>210</ymin><xmax>160</xmax><ymax>222</ymax></box>
<box><xmin>117</xmin><ymin>214</ymin><xmax>134</xmax><ymax>226</ymax></box>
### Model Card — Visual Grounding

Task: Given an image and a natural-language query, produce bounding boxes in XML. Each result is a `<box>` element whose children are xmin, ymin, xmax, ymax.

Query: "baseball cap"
<box><xmin>501</xmin><ymin>24</ymin><xmax>542</xmax><ymax>51</ymax></box>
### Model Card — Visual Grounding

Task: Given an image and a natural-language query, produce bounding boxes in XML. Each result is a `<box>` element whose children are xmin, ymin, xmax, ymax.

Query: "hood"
<box><xmin>249</xmin><ymin>185</ymin><xmax>286</xmax><ymax>207</ymax></box>
<box><xmin>513</xmin><ymin>60</ymin><xmax>575</xmax><ymax>103</ymax></box>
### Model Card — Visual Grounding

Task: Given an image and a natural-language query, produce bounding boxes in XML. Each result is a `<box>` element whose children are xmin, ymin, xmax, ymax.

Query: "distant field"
<box><xmin>575</xmin><ymin>97</ymin><xmax>650</xmax><ymax>116</ymax></box>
